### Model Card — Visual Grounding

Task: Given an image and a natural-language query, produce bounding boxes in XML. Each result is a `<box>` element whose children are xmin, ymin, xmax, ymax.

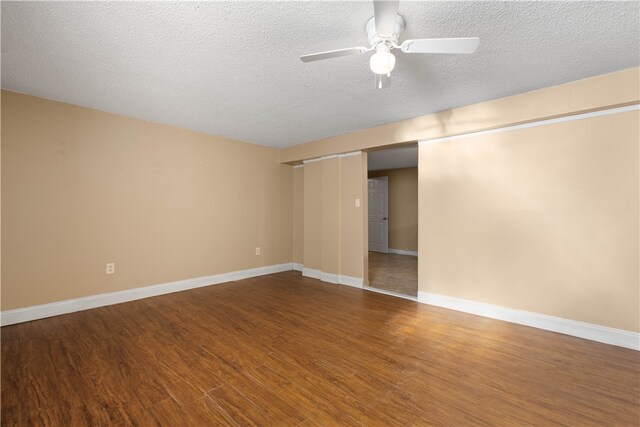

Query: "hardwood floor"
<box><xmin>369</xmin><ymin>251</ymin><xmax>418</xmax><ymax>297</ymax></box>
<box><xmin>2</xmin><ymin>271</ymin><xmax>639</xmax><ymax>426</ymax></box>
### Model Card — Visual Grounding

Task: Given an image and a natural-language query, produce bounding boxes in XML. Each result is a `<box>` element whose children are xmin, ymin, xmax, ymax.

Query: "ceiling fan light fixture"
<box><xmin>299</xmin><ymin>0</ymin><xmax>480</xmax><ymax>89</ymax></box>
<box><xmin>369</xmin><ymin>44</ymin><xmax>396</xmax><ymax>75</ymax></box>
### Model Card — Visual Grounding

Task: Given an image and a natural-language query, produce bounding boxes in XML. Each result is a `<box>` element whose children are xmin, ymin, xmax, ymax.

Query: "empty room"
<box><xmin>1</xmin><ymin>1</ymin><xmax>639</xmax><ymax>426</ymax></box>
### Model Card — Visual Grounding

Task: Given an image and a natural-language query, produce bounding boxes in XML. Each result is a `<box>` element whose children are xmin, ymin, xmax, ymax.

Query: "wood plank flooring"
<box><xmin>2</xmin><ymin>271</ymin><xmax>639</xmax><ymax>426</ymax></box>
<box><xmin>369</xmin><ymin>251</ymin><xmax>418</xmax><ymax>297</ymax></box>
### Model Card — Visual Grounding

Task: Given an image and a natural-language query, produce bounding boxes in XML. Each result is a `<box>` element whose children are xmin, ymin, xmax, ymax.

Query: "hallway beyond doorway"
<box><xmin>368</xmin><ymin>252</ymin><xmax>418</xmax><ymax>297</ymax></box>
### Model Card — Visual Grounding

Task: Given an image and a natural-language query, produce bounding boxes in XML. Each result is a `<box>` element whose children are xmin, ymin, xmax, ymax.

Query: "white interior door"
<box><xmin>368</xmin><ymin>177</ymin><xmax>389</xmax><ymax>253</ymax></box>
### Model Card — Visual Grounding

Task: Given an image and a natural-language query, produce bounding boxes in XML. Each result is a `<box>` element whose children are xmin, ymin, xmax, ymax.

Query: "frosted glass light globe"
<box><xmin>370</xmin><ymin>46</ymin><xmax>396</xmax><ymax>75</ymax></box>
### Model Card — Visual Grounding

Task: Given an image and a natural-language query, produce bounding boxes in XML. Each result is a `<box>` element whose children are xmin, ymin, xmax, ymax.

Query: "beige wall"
<box><xmin>285</xmin><ymin>68</ymin><xmax>639</xmax><ymax>333</ymax></box>
<box><xmin>3</xmin><ymin>66</ymin><xmax>638</xmax><ymax>336</ymax></box>
<box><xmin>303</xmin><ymin>161</ymin><xmax>322</xmax><ymax>271</ymax></box>
<box><xmin>322</xmin><ymin>158</ymin><xmax>340</xmax><ymax>275</ymax></box>
<box><xmin>281</xmin><ymin>67</ymin><xmax>639</xmax><ymax>163</ymax></box>
<box><xmin>419</xmin><ymin>110</ymin><xmax>639</xmax><ymax>332</ymax></box>
<box><xmin>292</xmin><ymin>167</ymin><xmax>304</xmax><ymax>265</ymax></box>
<box><xmin>339</xmin><ymin>154</ymin><xmax>367</xmax><ymax>281</ymax></box>
<box><xmin>300</xmin><ymin>154</ymin><xmax>367</xmax><ymax>281</ymax></box>
<box><xmin>1</xmin><ymin>90</ymin><xmax>293</xmax><ymax>310</ymax></box>
<box><xmin>369</xmin><ymin>167</ymin><xmax>418</xmax><ymax>252</ymax></box>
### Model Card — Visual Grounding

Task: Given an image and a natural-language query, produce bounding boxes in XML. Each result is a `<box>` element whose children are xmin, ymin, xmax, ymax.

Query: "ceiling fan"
<box><xmin>300</xmin><ymin>0</ymin><xmax>479</xmax><ymax>89</ymax></box>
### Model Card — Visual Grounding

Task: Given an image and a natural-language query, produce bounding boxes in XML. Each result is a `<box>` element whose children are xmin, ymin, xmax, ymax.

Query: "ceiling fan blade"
<box><xmin>300</xmin><ymin>47</ymin><xmax>368</xmax><ymax>63</ymax></box>
<box><xmin>401</xmin><ymin>37</ymin><xmax>480</xmax><ymax>54</ymax></box>
<box><xmin>373</xmin><ymin>0</ymin><xmax>399</xmax><ymax>38</ymax></box>
<box><xmin>375</xmin><ymin>73</ymin><xmax>391</xmax><ymax>89</ymax></box>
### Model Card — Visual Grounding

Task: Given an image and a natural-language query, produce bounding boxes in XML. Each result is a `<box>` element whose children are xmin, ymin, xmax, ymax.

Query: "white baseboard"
<box><xmin>301</xmin><ymin>266</ymin><xmax>363</xmax><ymax>288</ymax></box>
<box><xmin>418</xmin><ymin>291</ymin><xmax>640</xmax><ymax>351</ymax></box>
<box><xmin>338</xmin><ymin>275</ymin><xmax>364</xmax><ymax>288</ymax></box>
<box><xmin>9</xmin><ymin>263</ymin><xmax>632</xmax><ymax>351</ymax></box>
<box><xmin>320</xmin><ymin>272</ymin><xmax>339</xmax><ymax>284</ymax></box>
<box><xmin>1</xmin><ymin>263</ymin><xmax>294</xmax><ymax>327</ymax></box>
<box><xmin>292</xmin><ymin>263</ymin><xmax>304</xmax><ymax>272</ymax></box>
<box><xmin>388</xmin><ymin>248</ymin><xmax>418</xmax><ymax>257</ymax></box>
<box><xmin>365</xmin><ymin>286</ymin><xmax>417</xmax><ymax>301</ymax></box>
<box><xmin>302</xmin><ymin>267</ymin><xmax>321</xmax><ymax>280</ymax></box>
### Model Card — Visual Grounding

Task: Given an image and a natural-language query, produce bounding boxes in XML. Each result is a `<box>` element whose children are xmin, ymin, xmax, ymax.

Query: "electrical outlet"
<box><xmin>255</xmin><ymin>247</ymin><xmax>261</xmax><ymax>255</ymax></box>
<box><xmin>105</xmin><ymin>263</ymin><xmax>115</xmax><ymax>274</ymax></box>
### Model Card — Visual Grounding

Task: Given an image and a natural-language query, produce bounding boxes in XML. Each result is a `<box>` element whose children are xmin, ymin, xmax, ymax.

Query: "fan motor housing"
<box><xmin>366</xmin><ymin>15</ymin><xmax>405</xmax><ymax>46</ymax></box>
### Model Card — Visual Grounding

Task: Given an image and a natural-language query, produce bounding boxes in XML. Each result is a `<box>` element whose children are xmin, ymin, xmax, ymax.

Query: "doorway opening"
<box><xmin>367</xmin><ymin>144</ymin><xmax>418</xmax><ymax>298</ymax></box>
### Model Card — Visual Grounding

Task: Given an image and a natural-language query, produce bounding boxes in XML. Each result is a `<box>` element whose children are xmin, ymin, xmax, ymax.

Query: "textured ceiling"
<box><xmin>2</xmin><ymin>1</ymin><xmax>639</xmax><ymax>148</ymax></box>
<box><xmin>368</xmin><ymin>145</ymin><xmax>418</xmax><ymax>171</ymax></box>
